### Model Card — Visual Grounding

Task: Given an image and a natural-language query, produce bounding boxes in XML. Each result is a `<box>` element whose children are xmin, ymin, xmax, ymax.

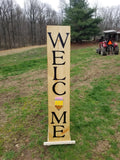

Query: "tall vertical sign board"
<box><xmin>44</xmin><ymin>26</ymin><xmax>75</xmax><ymax>146</ymax></box>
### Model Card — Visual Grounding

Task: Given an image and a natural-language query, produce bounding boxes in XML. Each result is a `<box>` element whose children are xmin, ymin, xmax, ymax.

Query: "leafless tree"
<box><xmin>58</xmin><ymin>0</ymin><xmax>67</xmax><ymax>23</ymax></box>
<box><xmin>98</xmin><ymin>5</ymin><xmax>120</xmax><ymax>31</ymax></box>
<box><xmin>24</xmin><ymin>0</ymin><xmax>39</xmax><ymax>45</ymax></box>
<box><xmin>0</xmin><ymin>0</ymin><xmax>60</xmax><ymax>49</ymax></box>
<box><xmin>37</xmin><ymin>3</ymin><xmax>46</xmax><ymax>44</ymax></box>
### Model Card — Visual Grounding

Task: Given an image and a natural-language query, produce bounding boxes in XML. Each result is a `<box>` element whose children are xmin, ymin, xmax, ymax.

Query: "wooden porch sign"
<box><xmin>44</xmin><ymin>26</ymin><xmax>75</xmax><ymax>146</ymax></box>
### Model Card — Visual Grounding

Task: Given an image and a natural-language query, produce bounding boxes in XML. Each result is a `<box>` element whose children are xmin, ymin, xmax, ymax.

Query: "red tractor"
<box><xmin>97</xmin><ymin>30</ymin><xmax>119</xmax><ymax>55</ymax></box>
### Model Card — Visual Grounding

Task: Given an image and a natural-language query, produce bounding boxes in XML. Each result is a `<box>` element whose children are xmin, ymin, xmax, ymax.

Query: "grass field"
<box><xmin>0</xmin><ymin>44</ymin><xmax>120</xmax><ymax>160</ymax></box>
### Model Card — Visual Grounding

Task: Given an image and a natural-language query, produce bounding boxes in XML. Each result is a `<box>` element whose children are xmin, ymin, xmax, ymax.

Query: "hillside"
<box><xmin>0</xmin><ymin>44</ymin><xmax>120</xmax><ymax>160</ymax></box>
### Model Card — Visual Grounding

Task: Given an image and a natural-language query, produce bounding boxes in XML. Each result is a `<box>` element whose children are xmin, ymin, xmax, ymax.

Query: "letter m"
<box><xmin>48</xmin><ymin>32</ymin><xmax>69</xmax><ymax>48</ymax></box>
<box><xmin>51</xmin><ymin>111</ymin><xmax>67</xmax><ymax>124</ymax></box>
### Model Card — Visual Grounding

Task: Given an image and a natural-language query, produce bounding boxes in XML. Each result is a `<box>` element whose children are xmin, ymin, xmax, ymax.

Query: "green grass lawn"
<box><xmin>0</xmin><ymin>45</ymin><xmax>120</xmax><ymax>160</ymax></box>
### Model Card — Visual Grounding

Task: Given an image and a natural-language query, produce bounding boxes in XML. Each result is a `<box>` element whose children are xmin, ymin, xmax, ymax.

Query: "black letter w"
<box><xmin>48</xmin><ymin>32</ymin><xmax>69</xmax><ymax>48</ymax></box>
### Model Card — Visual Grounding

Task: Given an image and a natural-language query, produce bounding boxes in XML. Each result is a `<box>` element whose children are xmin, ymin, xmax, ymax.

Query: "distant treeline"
<box><xmin>1</xmin><ymin>0</ymin><xmax>120</xmax><ymax>49</ymax></box>
<box><xmin>0</xmin><ymin>0</ymin><xmax>61</xmax><ymax>49</ymax></box>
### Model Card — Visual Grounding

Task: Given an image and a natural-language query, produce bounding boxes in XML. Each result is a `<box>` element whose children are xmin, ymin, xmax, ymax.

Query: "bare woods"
<box><xmin>0</xmin><ymin>0</ymin><xmax>60</xmax><ymax>50</ymax></box>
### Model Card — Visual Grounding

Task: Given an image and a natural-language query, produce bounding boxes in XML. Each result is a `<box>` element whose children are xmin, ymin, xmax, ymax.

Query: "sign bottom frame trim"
<box><xmin>43</xmin><ymin>140</ymin><xmax>75</xmax><ymax>146</ymax></box>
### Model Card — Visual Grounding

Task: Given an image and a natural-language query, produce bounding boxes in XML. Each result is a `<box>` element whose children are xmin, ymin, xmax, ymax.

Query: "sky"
<box><xmin>16</xmin><ymin>0</ymin><xmax>120</xmax><ymax>11</ymax></box>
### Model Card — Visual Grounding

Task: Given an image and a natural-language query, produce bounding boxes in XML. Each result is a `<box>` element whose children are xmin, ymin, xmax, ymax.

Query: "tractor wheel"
<box><xmin>98</xmin><ymin>48</ymin><xmax>101</xmax><ymax>54</ymax></box>
<box><xmin>101</xmin><ymin>47</ymin><xmax>107</xmax><ymax>56</ymax></box>
<box><xmin>114</xmin><ymin>46</ymin><xmax>119</xmax><ymax>55</ymax></box>
<box><xmin>107</xmin><ymin>45</ymin><xmax>114</xmax><ymax>55</ymax></box>
<box><xmin>96</xmin><ymin>48</ymin><xmax>101</xmax><ymax>54</ymax></box>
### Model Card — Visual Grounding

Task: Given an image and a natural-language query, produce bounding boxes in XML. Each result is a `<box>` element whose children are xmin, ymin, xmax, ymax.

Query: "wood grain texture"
<box><xmin>46</xmin><ymin>25</ymin><xmax>72</xmax><ymax>143</ymax></box>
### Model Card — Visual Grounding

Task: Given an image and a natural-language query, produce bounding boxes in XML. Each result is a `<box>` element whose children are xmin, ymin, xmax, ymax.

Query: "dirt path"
<box><xmin>0</xmin><ymin>43</ymin><xmax>97</xmax><ymax>57</ymax></box>
<box><xmin>0</xmin><ymin>45</ymin><xmax>46</xmax><ymax>56</ymax></box>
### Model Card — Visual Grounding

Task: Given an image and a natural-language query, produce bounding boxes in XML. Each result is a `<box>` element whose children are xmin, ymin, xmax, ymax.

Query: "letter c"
<box><xmin>52</xmin><ymin>81</ymin><xmax>66</xmax><ymax>95</ymax></box>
